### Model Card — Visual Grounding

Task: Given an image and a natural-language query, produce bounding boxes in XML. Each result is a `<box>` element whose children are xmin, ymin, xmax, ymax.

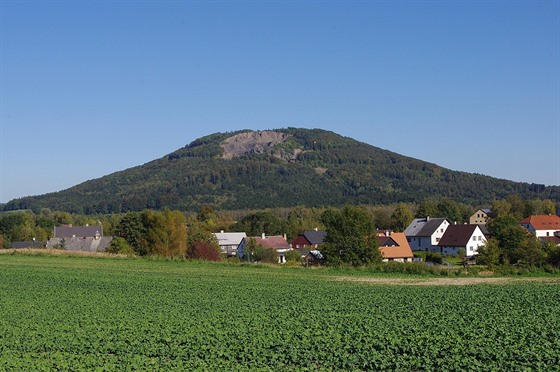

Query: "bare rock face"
<box><xmin>221</xmin><ymin>131</ymin><xmax>293</xmax><ymax>159</ymax></box>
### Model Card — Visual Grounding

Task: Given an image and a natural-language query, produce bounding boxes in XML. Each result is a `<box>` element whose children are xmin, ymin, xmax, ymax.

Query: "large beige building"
<box><xmin>469</xmin><ymin>209</ymin><xmax>491</xmax><ymax>225</ymax></box>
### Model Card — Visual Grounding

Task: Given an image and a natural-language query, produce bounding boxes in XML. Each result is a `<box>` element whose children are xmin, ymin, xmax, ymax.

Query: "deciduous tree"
<box><xmin>321</xmin><ymin>205</ymin><xmax>381</xmax><ymax>266</ymax></box>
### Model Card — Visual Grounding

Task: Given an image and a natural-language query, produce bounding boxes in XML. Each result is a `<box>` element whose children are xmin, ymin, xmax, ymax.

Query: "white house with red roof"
<box><xmin>520</xmin><ymin>215</ymin><xmax>560</xmax><ymax>238</ymax></box>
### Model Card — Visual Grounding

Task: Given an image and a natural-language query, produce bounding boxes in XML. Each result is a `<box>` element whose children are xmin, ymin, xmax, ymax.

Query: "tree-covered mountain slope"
<box><xmin>4</xmin><ymin>128</ymin><xmax>559</xmax><ymax>213</ymax></box>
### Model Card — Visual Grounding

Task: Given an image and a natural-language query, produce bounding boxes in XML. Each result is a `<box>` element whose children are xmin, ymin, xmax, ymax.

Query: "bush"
<box><xmin>425</xmin><ymin>252</ymin><xmax>443</xmax><ymax>264</ymax></box>
<box><xmin>187</xmin><ymin>241</ymin><xmax>222</xmax><ymax>262</ymax></box>
<box><xmin>252</xmin><ymin>246</ymin><xmax>278</xmax><ymax>263</ymax></box>
<box><xmin>285</xmin><ymin>249</ymin><xmax>303</xmax><ymax>263</ymax></box>
<box><xmin>106</xmin><ymin>237</ymin><xmax>135</xmax><ymax>256</ymax></box>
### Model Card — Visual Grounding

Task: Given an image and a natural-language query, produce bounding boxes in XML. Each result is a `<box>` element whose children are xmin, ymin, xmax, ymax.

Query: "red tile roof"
<box><xmin>520</xmin><ymin>215</ymin><xmax>560</xmax><ymax>230</ymax></box>
<box><xmin>251</xmin><ymin>236</ymin><xmax>290</xmax><ymax>250</ymax></box>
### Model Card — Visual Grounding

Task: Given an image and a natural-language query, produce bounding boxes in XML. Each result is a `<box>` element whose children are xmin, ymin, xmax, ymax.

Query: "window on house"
<box><xmin>436</xmin><ymin>238</ymin><xmax>440</xmax><ymax>242</ymax></box>
<box><xmin>472</xmin><ymin>236</ymin><xmax>476</xmax><ymax>241</ymax></box>
<box><xmin>478</xmin><ymin>236</ymin><xmax>482</xmax><ymax>241</ymax></box>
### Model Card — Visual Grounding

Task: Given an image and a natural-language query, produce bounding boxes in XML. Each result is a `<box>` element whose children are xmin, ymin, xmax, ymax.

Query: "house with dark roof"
<box><xmin>237</xmin><ymin>234</ymin><xmax>291</xmax><ymax>263</ymax></box>
<box><xmin>377</xmin><ymin>232</ymin><xmax>414</xmax><ymax>262</ymax></box>
<box><xmin>47</xmin><ymin>224</ymin><xmax>112</xmax><ymax>252</ymax></box>
<box><xmin>438</xmin><ymin>224</ymin><xmax>486</xmax><ymax>257</ymax></box>
<box><xmin>520</xmin><ymin>215</ymin><xmax>560</xmax><ymax>238</ymax></box>
<box><xmin>54</xmin><ymin>225</ymin><xmax>103</xmax><ymax>238</ymax></box>
<box><xmin>291</xmin><ymin>229</ymin><xmax>327</xmax><ymax>249</ymax></box>
<box><xmin>469</xmin><ymin>209</ymin><xmax>491</xmax><ymax>225</ymax></box>
<box><xmin>404</xmin><ymin>217</ymin><xmax>451</xmax><ymax>252</ymax></box>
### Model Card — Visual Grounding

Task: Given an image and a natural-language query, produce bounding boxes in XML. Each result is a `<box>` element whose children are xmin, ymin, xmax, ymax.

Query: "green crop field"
<box><xmin>0</xmin><ymin>254</ymin><xmax>559</xmax><ymax>370</ymax></box>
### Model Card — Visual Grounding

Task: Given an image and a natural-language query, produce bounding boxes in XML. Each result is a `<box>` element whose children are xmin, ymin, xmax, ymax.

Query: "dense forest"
<box><xmin>3</xmin><ymin>128</ymin><xmax>559</xmax><ymax>214</ymax></box>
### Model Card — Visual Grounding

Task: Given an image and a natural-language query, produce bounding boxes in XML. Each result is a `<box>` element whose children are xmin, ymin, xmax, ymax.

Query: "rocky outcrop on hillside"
<box><xmin>221</xmin><ymin>131</ymin><xmax>292</xmax><ymax>159</ymax></box>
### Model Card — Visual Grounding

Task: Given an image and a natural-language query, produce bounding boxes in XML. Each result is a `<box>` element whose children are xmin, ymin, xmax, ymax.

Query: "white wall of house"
<box><xmin>522</xmin><ymin>224</ymin><xmax>559</xmax><ymax>238</ymax></box>
<box><xmin>408</xmin><ymin>220</ymin><xmax>450</xmax><ymax>252</ymax></box>
<box><xmin>440</xmin><ymin>227</ymin><xmax>486</xmax><ymax>257</ymax></box>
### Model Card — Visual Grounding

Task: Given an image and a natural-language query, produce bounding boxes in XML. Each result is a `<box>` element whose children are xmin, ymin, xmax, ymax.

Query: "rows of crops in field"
<box><xmin>0</xmin><ymin>255</ymin><xmax>559</xmax><ymax>370</ymax></box>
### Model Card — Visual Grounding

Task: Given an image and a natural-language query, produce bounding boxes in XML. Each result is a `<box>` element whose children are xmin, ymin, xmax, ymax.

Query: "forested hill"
<box><xmin>4</xmin><ymin>128</ymin><xmax>559</xmax><ymax>214</ymax></box>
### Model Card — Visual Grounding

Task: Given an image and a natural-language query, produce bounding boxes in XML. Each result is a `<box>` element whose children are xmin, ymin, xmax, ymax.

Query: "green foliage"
<box><xmin>115</xmin><ymin>210</ymin><xmax>187</xmax><ymax>257</ymax></box>
<box><xmin>106</xmin><ymin>237</ymin><xmax>135</xmax><ymax>256</ymax></box>
<box><xmin>488</xmin><ymin>216</ymin><xmax>528</xmax><ymax>264</ymax></box>
<box><xmin>251</xmin><ymin>245</ymin><xmax>279</xmax><ymax>263</ymax></box>
<box><xmin>285</xmin><ymin>249</ymin><xmax>303</xmax><ymax>263</ymax></box>
<box><xmin>321</xmin><ymin>205</ymin><xmax>381</xmax><ymax>266</ymax></box>
<box><xmin>233</xmin><ymin>211</ymin><xmax>284</xmax><ymax>237</ymax></box>
<box><xmin>390</xmin><ymin>203</ymin><xmax>413</xmax><ymax>232</ymax></box>
<box><xmin>476</xmin><ymin>238</ymin><xmax>501</xmax><ymax>267</ymax></box>
<box><xmin>4</xmin><ymin>129</ymin><xmax>559</xmax><ymax>213</ymax></box>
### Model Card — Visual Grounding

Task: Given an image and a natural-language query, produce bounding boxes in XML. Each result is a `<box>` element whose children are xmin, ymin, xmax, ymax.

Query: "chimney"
<box><xmin>283</xmin><ymin>233</ymin><xmax>287</xmax><ymax>240</ymax></box>
<box><xmin>426</xmin><ymin>216</ymin><xmax>430</xmax><ymax>221</ymax></box>
<box><xmin>261</xmin><ymin>233</ymin><xmax>266</xmax><ymax>239</ymax></box>
<box><xmin>221</xmin><ymin>230</ymin><xmax>224</xmax><ymax>233</ymax></box>
<box><xmin>385</xmin><ymin>230</ymin><xmax>390</xmax><ymax>236</ymax></box>
<box><xmin>314</xmin><ymin>227</ymin><xmax>318</xmax><ymax>231</ymax></box>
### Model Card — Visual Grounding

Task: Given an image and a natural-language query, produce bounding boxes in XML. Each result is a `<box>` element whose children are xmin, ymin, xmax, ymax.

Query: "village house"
<box><xmin>213</xmin><ymin>231</ymin><xmax>246</xmax><ymax>257</ymax></box>
<box><xmin>404</xmin><ymin>217</ymin><xmax>451</xmax><ymax>252</ymax></box>
<box><xmin>437</xmin><ymin>224</ymin><xmax>486</xmax><ymax>257</ymax></box>
<box><xmin>290</xmin><ymin>228</ymin><xmax>326</xmax><ymax>249</ymax></box>
<box><xmin>237</xmin><ymin>233</ymin><xmax>291</xmax><ymax>264</ymax></box>
<box><xmin>46</xmin><ymin>224</ymin><xmax>112</xmax><ymax>252</ymax></box>
<box><xmin>520</xmin><ymin>215</ymin><xmax>560</xmax><ymax>238</ymax></box>
<box><xmin>469</xmin><ymin>209</ymin><xmax>491</xmax><ymax>225</ymax></box>
<box><xmin>377</xmin><ymin>232</ymin><xmax>414</xmax><ymax>262</ymax></box>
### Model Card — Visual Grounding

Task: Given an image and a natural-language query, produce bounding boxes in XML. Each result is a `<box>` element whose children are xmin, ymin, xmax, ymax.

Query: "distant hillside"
<box><xmin>4</xmin><ymin>128</ymin><xmax>559</xmax><ymax>214</ymax></box>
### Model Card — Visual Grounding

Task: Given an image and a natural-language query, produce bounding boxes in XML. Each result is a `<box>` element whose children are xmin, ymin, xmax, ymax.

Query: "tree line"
<box><xmin>1</xmin><ymin>195</ymin><xmax>559</xmax><ymax>268</ymax></box>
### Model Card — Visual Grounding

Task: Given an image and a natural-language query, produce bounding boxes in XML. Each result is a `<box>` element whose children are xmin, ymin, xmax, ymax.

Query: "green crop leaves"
<box><xmin>0</xmin><ymin>255</ymin><xmax>559</xmax><ymax>370</ymax></box>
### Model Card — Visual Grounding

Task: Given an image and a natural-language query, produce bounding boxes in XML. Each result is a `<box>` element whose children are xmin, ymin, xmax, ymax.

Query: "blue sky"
<box><xmin>1</xmin><ymin>1</ymin><xmax>559</xmax><ymax>204</ymax></box>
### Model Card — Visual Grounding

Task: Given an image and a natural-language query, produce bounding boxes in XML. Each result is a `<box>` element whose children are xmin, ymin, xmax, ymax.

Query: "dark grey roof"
<box><xmin>302</xmin><ymin>230</ymin><xmax>327</xmax><ymax>245</ymax></box>
<box><xmin>481</xmin><ymin>209</ymin><xmax>491</xmax><ymax>214</ymax></box>
<box><xmin>54</xmin><ymin>225</ymin><xmax>102</xmax><ymax>238</ymax></box>
<box><xmin>12</xmin><ymin>241</ymin><xmax>46</xmax><ymax>249</ymax></box>
<box><xmin>404</xmin><ymin>218</ymin><xmax>449</xmax><ymax>237</ymax></box>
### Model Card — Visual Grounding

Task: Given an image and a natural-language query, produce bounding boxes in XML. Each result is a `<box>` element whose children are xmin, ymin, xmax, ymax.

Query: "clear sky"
<box><xmin>1</xmin><ymin>1</ymin><xmax>559</xmax><ymax>204</ymax></box>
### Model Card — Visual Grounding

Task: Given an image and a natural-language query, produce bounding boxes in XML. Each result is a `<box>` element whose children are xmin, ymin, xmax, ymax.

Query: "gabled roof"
<box><xmin>213</xmin><ymin>232</ymin><xmax>246</xmax><ymax>246</ymax></box>
<box><xmin>481</xmin><ymin>209</ymin><xmax>491</xmax><ymax>214</ymax></box>
<box><xmin>248</xmin><ymin>236</ymin><xmax>290</xmax><ymax>250</ymax></box>
<box><xmin>54</xmin><ymin>225</ymin><xmax>102</xmax><ymax>238</ymax></box>
<box><xmin>438</xmin><ymin>225</ymin><xmax>480</xmax><ymax>247</ymax></box>
<box><xmin>404</xmin><ymin>218</ymin><xmax>449</xmax><ymax>237</ymax></box>
<box><xmin>519</xmin><ymin>215</ymin><xmax>560</xmax><ymax>230</ymax></box>
<box><xmin>377</xmin><ymin>236</ymin><xmax>399</xmax><ymax>247</ymax></box>
<box><xmin>378</xmin><ymin>232</ymin><xmax>414</xmax><ymax>259</ymax></box>
<box><xmin>300</xmin><ymin>230</ymin><xmax>327</xmax><ymax>245</ymax></box>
